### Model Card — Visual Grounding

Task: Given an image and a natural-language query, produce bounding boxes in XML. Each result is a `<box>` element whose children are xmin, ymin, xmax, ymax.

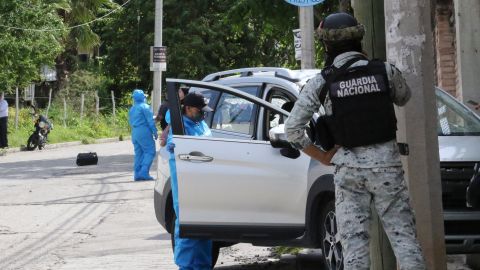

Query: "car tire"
<box><xmin>319</xmin><ymin>199</ymin><xmax>343</xmax><ymax>270</ymax></box>
<box><xmin>26</xmin><ymin>134</ymin><xmax>37</xmax><ymax>151</ymax></box>
<box><xmin>170</xmin><ymin>213</ymin><xmax>220</xmax><ymax>268</ymax></box>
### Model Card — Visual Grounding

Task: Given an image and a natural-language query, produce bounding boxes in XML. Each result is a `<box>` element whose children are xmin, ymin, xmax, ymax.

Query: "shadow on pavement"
<box><xmin>0</xmin><ymin>154</ymin><xmax>134</xmax><ymax>180</ymax></box>
<box><xmin>147</xmin><ymin>233</ymin><xmax>171</xmax><ymax>241</ymax></box>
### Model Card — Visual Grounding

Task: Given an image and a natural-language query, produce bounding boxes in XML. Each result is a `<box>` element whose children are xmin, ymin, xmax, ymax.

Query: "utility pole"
<box><xmin>352</xmin><ymin>1</ymin><xmax>395</xmax><ymax>269</ymax></box>
<box><xmin>152</xmin><ymin>0</ymin><xmax>163</xmax><ymax>114</ymax></box>
<box><xmin>385</xmin><ymin>1</ymin><xmax>447</xmax><ymax>269</ymax></box>
<box><xmin>299</xmin><ymin>6</ymin><xmax>315</xmax><ymax>69</ymax></box>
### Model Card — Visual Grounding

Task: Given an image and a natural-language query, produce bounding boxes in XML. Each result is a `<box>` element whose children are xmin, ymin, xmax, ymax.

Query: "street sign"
<box><xmin>293</xmin><ymin>29</ymin><xmax>302</xmax><ymax>61</ymax></box>
<box><xmin>284</xmin><ymin>0</ymin><xmax>325</xmax><ymax>7</ymax></box>
<box><xmin>150</xmin><ymin>46</ymin><xmax>167</xmax><ymax>71</ymax></box>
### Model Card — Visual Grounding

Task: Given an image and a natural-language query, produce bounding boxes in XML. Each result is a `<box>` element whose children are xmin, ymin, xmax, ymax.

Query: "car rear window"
<box><xmin>436</xmin><ymin>89</ymin><xmax>480</xmax><ymax>136</ymax></box>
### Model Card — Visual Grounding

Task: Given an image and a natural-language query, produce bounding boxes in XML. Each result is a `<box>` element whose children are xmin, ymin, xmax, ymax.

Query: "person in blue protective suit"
<box><xmin>166</xmin><ymin>92</ymin><xmax>213</xmax><ymax>270</ymax></box>
<box><xmin>128</xmin><ymin>89</ymin><xmax>158</xmax><ymax>181</ymax></box>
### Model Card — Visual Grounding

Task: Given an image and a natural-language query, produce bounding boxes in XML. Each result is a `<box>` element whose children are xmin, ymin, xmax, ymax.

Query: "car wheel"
<box><xmin>170</xmin><ymin>213</ymin><xmax>176</xmax><ymax>250</ymax></box>
<box><xmin>170</xmin><ymin>213</ymin><xmax>220</xmax><ymax>268</ymax></box>
<box><xmin>319</xmin><ymin>199</ymin><xmax>343</xmax><ymax>270</ymax></box>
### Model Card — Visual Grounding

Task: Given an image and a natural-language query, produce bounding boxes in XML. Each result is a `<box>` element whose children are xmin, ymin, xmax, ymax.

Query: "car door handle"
<box><xmin>178</xmin><ymin>151</ymin><xmax>214</xmax><ymax>162</ymax></box>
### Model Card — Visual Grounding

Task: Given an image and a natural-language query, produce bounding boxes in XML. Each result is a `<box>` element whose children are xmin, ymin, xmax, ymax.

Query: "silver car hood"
<box><xmin>439</xmin><ymin>136</ymin><xmax>480</xmax><ymax>162</ymax></box>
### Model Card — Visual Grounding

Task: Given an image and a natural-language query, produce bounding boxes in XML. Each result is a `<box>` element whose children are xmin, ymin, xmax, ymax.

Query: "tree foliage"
<box><xmin>55</xmin><ymin>0</ymin><xmax>117</xmax><ymax>91</ymax></box>
<box><xmin>0</xmin><ymin>0</ymin><xmax>66</xmax><ymax>92</ymax></box>
<box><xmin>100</xmin><ymin>0</ymin><xmax>338</xmax><ymax>96</ymax></box>
<box><xmin>0</xmin><ymin>0</ymin><xmax>340</xmax><ymax>97</ymax></box>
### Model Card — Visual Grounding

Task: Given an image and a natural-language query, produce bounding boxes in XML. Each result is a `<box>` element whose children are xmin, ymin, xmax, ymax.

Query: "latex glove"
<box><xmin>167</xmin><ymin>143</ymin><xmax>175</xmax><ymax>153</ymax></box>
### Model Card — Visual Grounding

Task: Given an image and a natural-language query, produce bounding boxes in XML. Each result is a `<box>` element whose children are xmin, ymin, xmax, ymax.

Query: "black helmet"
<box><xmin>317</xmin><ymin>13</ymin><xmax>365</xmax><ymax>44</ymax></box>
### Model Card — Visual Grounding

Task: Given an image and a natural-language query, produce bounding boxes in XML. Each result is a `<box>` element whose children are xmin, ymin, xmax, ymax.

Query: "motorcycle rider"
<box><xmin>27</xmin><ymin>107</ymin><xmax>53</xmax><ymax>150</ymax></box>
<box><xmin>284</xmin><ymin>12</ymin><xmax>426</xmax><ymax>270</ymax></box>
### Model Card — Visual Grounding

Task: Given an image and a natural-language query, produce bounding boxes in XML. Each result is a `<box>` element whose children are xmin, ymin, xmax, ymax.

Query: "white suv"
<box><xmin>155</xmin><ymin>68</ymin><xmax>480</xmax><ymax>269</ymax></box>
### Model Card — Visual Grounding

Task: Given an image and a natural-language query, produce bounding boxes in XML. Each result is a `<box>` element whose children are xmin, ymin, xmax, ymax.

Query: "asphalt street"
<box><xmin>0</xmin><ymin>141</ymin><xmax>321</xmax><ymax>270</ymax></box>
<box><xmin>0</xmin><ymin>141</ymin><xmax>474</xmax><ymax>270</ymax></box>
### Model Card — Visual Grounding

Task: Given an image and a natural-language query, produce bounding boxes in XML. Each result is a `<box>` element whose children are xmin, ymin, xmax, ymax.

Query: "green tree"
<box><xmin>55</xmin><ymin>0</ymin><xmax>117</xmax><ymax>91</ymax></box>
<box><xmin>0</xmin><ymin>0</ymin><xmax>66</xmax><ymax>92</ymax></box>
<box><xmin>99</xmin><ymin>0</ymin><xmax>338</xmax><ymax>96</ymax></box>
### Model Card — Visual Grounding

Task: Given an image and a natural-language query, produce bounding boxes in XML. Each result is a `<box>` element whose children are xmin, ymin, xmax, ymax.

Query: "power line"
<box><xmin>0</xmin><ymin>0</ymin><xmax>133</xmax><ymax>32</ymax></box>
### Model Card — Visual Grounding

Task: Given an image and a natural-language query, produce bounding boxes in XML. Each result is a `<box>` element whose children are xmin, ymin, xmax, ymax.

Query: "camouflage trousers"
<box><xmin>334</xmin><ymin>166</ymin><xmax>426</xmax><ymax>270</ymax></box>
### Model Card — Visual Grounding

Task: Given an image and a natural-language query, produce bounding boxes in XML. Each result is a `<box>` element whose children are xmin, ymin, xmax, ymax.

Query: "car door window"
<box><xmin>436</xmin><ymin>89</ymin><xmax>480</xmax><ymax>136</ymax></box>
<box><xmin>187</xmin><ymin>87</ymin><xmax>220</xmax><ymax>127</ymax></box>
<box><xmin>212</xmin><ymin>93</ymin><xmax>257</xmax><ymax>136</ymax></box>
<box><xmin>190</xmin><ymin>86</ymin><xmax>260</xmax><ymax>138</ymax></box>
<box><xmin>264</xmin><ymin>89</ymin><xmax>295</xmax><ymax>140</ymax></box>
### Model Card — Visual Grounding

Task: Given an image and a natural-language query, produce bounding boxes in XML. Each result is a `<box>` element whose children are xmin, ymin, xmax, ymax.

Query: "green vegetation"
<box><xmin>273</xmin><ymin>246</ymin><xmax>303</xmax><ymax>257</ymax></box>
<box><xmin>0</xmin><ymin>0</ymin><xmax>341</xmax><ymax>145</ymax></box>
<box><xmin>100</xmin><ymin>0</ymin><xmax>339</xmax><ymax>94</ymax></box>
<box><xmin>0</xmin><ymin>0</ymin><xmax>65</xmax><ymax>90</ymax></box>
<box><xmin>6</xmin><ymin>106</ymin><xmax>130</xmax><ymax>148</ymax></box>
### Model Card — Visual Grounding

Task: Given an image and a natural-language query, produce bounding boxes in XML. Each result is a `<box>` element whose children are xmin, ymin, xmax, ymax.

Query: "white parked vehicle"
<box><xmin>155</xmin><ymin>68</ymin><xmax>480</xmax><ymax>269</ymax></box>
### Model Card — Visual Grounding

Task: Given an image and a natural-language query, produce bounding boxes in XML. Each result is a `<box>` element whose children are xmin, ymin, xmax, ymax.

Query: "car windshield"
<box><xmin>436</xmin><ymin>89</ymin><xmax>480</xmax><ymax>136</ymax></box>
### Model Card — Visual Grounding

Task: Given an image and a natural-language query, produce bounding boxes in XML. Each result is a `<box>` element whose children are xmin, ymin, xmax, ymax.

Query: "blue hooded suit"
<box><xmin>166</xmin><ymin>111</ymin><xmax>213</xmax><ymax>270</ymax></box>
<box><xmin>128</xmin><ymin>89</ymin><xmax>158</xmax><ymax>180</ymax></box>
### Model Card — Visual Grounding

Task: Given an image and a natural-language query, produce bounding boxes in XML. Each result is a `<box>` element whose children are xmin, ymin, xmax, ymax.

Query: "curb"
<box><xmin>2</xmin><ymin>136</ymin><xmax>131</xmax><ymax>155</ymax></box>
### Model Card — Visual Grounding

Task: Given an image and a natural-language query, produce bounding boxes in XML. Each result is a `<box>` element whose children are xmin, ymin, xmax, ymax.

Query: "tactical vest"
<box><xmin>320</xmin><ymin>58</ymin><xmax>397</xmax><ymax>148</ymax></box>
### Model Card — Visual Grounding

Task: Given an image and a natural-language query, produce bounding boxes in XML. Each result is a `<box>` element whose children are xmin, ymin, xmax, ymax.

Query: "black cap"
<box><xmin>183</xmin><ymin>92</ymin><xmax>213</xmax><ymax>112</ymax></box>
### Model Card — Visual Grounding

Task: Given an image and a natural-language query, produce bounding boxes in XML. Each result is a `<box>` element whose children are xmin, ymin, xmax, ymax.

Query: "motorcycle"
<box><xmin>26</xmin><ymin>108</ymin><xmax>53</xmax><ymax>151</ymax></box>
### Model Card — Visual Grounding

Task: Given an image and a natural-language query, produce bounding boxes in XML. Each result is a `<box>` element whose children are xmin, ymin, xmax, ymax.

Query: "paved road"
<box><xmin>0</xmin><ymin>141</ymin><xmax>314</xmax><ymax>270</ymax></box>
<box><xmin>0</xmin><ymin>141</ymin><xmax>474</xmax><ymax>270</ymax></box>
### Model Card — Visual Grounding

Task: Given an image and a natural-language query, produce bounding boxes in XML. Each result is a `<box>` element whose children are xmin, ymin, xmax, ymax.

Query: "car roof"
<box><xmin>202</xmin><ymin>67</ymin><xmax>321</xmax><ymax>94</ymax></box>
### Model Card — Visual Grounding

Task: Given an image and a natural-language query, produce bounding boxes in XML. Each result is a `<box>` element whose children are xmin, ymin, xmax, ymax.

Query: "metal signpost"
<box><xmin>284</xmin><ymin>0</ymin><xmax>325</xmax><ymax>69</ymax></box>
<box><xmin>152</xmin><ymin>0</ymin><xmax>163</xmax><ymax>115</ymax></box>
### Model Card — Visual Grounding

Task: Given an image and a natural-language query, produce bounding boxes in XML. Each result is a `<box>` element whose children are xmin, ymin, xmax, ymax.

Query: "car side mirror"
<box><xmin>269</xmin><ymin>125</ymin><xmax>290</xmax><ymax>148</ymax></box>
<box><xmin>269</xmin><ymin>125</ymin><xmax>301</xmax><ymax>159</ymax></box>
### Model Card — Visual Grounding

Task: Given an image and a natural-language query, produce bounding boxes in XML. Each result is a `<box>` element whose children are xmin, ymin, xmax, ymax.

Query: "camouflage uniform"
<box><xmin>284</xmin><ymin>51</ymin><xmax>426</xmax><ymax>270</ymax></box>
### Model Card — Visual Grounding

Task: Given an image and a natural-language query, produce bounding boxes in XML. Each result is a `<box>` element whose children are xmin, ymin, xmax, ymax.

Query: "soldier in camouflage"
<box><xmin>284</xmin><ymin>13</ymin><xmax>426</xmax><ymax>270</ymax></box>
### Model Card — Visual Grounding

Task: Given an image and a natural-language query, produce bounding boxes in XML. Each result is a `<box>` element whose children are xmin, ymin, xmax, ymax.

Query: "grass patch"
<box><xmin>6</xmin><ymin>105</ymin><xmax>131</xmax><ymax>148</ymax></box>
<box><xmin>272</xmin><ymin>246</ymin><xmax>303</xmax><ymax>258</ymax></box>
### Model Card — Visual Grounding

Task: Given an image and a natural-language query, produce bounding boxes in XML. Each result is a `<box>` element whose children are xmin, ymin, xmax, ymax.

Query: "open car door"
<box><xmin>166</xmin><ymin>79</ymin><xmax>310</xmax><ymax>242</ymax></box>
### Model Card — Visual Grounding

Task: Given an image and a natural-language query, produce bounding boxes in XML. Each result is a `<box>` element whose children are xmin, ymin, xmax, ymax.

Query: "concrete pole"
<box><xmin>152</xmin><ymin>0</ymin><xmax>163</xmax><ymax>115</ymax></box>
<box><xmin>15</xmin><ymin>87</ymin><xmax>19</xmax><ymax>130</ymax></box>
<box><xmin>453</xmin><ymin>0</ymin><xmax>480</xmax><ymax>107</ymax></box>
<box><xmin>299</xmin><ymin>6</ymin><xmax>315</xmax><ymax>69</ymax></box>
<box><xmin>352</xmin><ymin>1</ymin><xmax>396</xmax><ymax>269</ymax></box>
<box><xmin>385</xmin><ymin>1</ymin><xmax>447</xmax><ymax>270</ymax></box>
